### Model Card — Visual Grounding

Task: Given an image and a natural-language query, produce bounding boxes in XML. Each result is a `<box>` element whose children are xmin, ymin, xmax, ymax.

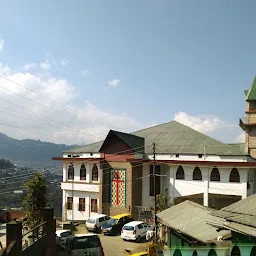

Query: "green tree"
<box><xmin>23</xmin><ymin>173</ymin><xmax>47</xmax><ymax>234</ymax></box>
<box><xmin>156</xmin><ymin>187</ymin><xmax>172</xmax><ymax>212</ymax></box>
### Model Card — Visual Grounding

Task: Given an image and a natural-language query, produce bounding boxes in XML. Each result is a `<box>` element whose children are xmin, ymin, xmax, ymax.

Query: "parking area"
<box><xmin>74</xmin><ymin>223</ymin><xmax>148</xmax><ymax>256</ymax></box>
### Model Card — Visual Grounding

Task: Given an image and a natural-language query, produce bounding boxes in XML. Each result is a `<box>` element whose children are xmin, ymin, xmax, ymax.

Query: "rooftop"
<box><xmin>156</xmin><ymin>200</ymin><xmax>231</xmax><ymax>244</ymax></box>
<box><xmin>64</xmin><ymin>121</ymin><xmax>246</xmax><ymax>156</ymax></box>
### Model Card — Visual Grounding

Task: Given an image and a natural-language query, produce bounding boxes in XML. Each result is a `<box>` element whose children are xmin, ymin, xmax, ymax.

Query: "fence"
<box><xmin>0</xmin><ymin>207</ymin><xmax>56</xmax><ymax>256</ymax></box>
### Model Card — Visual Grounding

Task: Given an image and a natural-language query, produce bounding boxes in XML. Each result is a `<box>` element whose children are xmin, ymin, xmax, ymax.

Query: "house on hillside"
<box><xmin>156</xmin><ymin>195</ymin><xmax>256</xmax><ymax>256</ymax></box>
<box><xmin>53</xmin><ymin>77</ymin><xmax>256</xmax><ymax>221</ymax></box>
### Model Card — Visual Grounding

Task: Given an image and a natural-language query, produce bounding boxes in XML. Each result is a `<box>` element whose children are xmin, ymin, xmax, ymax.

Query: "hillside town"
<box><xmin>0</xmin><ymin>1</ymin><xmax>256</xmax><ymax>256</ymax></box>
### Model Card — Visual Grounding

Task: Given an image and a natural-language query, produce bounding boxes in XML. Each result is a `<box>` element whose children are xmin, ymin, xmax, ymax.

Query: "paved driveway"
<box><xmin>74</xmin><ymin>224</ymin><xmax>148</xmax><ymax>256</ymax></box>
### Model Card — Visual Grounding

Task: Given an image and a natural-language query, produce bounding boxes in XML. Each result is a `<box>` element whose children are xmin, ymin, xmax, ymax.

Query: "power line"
<box><xmin>0</xmin><ymin>75</ymin><xmax>120</xmax><ymax>132</ymax></box>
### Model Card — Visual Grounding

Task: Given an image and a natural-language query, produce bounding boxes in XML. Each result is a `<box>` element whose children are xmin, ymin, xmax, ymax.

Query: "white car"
<box><xmin>121</xmin><ymin>221</ymin><xmax>153</xmax><ymax>241</ymax></box>
<box><xmin>86</xmin><ymin>214</ymin><xmax>110</xmax><ymax>232</ymax></box>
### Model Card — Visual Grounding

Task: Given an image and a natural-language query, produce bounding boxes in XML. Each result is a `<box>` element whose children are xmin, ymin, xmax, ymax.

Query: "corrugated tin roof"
<box><xmin>220</xmin><ymin>194</ymin><xmax>256</xmax><ymax>216</ymax></box>
<box><xmin>64</xmin><ymin>121</ymin><xmax>246</xmax><ymax>156</ymax></box>
<box><xmin>226</xmin><ymin>143</ymin><xmax>245</xmax><ymax>154</ymax></box>
<box><xmin>222</xmin><ymin>221</ymin><xmax>256</xmax><ymax>237</ymax></box>
<box><xmin>156</xmin><ymin>201</ymin><xmax>231</xmax><ymax>244</ymax></box>
<box><xmin>246</xmin><ymin>76</ymin><xmax>256</xmax><ymax>101</ymax></box>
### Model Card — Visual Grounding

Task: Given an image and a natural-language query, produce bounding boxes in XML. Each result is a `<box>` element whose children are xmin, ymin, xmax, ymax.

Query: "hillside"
<box><xmin>0</xmin><ymin>133</ymin><xmax>76</xmax><ymax>168</ymax></box>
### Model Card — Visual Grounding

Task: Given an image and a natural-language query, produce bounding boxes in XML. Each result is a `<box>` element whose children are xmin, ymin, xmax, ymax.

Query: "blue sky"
<box><xmin>0</xmin><ymin>1</ymin><xmax>255</xmax><ymax>144</ymax></box>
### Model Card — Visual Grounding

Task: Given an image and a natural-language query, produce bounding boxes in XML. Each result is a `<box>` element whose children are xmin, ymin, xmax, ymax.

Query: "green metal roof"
<box><xmin>64</xmin><ymin>121</ymin><xmax>246</xmax><ymax>156</ymax></box>
<box><xmin>246</xmin><ymin>76</ymin><xmax>256</xmax><ymax>101</ymax></box>
<box><xmin>226</xmin><ymin>143</ymin><xmax>245</xmax><ymax>154</ymax></box>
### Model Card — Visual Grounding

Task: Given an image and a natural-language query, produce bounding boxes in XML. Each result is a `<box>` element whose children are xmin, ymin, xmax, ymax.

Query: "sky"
<box><xmin>0</xmin><ymin>0</ymin><xmax>255</xmax><ymax>145</ymax></box>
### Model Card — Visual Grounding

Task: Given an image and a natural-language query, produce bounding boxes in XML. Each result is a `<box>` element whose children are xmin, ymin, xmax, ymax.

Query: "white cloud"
<box><xmin>0</xmin><ymin>39</ymin><xmax>4</xmax><ymax>52</ymax></box>
<box><xmin>24</xmin><ymin>63</ymin><xmax>37</xmax><ymax>71</ymax></box>
<box><xmin>80</xmin><ymin>69</ymin><xmax>90</xmax><ymax>76</ymax></box>
<box><xmin>60</xmin><ymin>59</ymin><xmax>68</xmax><ymax>66</ymax></box>
<box><xmin>40</xmin><ymin>61</ymin><xmax>51</xmax><ymax>71</ymax></box>
<box><xmin>174</xmin><ymin>111</ymin><xmax>243</xmax><ymax>143</ymax></box>
<box><xmin>108</xmin><ymin>79</ymin><xmax>120</xmax><ymax>88</ymax></box>
<box><xmin>0</xmin><ymin>61</ymin><xmax>145</xmax><ymax>145</ymax></box>
<box><xmin>235</xmin><ymin>132</ymin><xmax>245</xmax><ymax>143</ymax></box>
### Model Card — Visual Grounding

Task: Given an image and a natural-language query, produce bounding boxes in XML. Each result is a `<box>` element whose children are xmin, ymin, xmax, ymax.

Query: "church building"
<box><xmin>53</xmin><ymin>77</ymin><xmax>256</xmax><ymax>221</ymax></box>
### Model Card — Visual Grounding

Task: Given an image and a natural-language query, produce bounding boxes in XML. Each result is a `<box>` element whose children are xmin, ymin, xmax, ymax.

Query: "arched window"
<box><xmin>176</xmin><ymin>165</ymin><xmax>185</xmax><ymax>180</ymax></box>
<box><xmin>208</xmin><ymin>249</ymin><xmax>217</xmax><ymax>256</ymax></box>
<box><xmin>193</xmin><ymin>167</ymin><xmax>202</xmax><ymax>180</ymax></box>
<box><xmin>250</xmin><ymin>246</ymin><xmax>256</xmax><ymax>256</ymax></box>
<box><xmin>231</xmin><ymin>246</ymin><xmax>241</xmax><ymax>256</ymax></box>
<box><xmin>80</xmin><ymin>164</ymin><xmax>86</xmax><ymax>180</ymax></box>
<box><xmin>173</xmin><ymin>249</ymin><xmax>182</xmax><ymax>256</ymax></box>
<box><xmin>92</xmin><ymin>164</ymin><xmax>99</xmax><ymax>181</ymax></box>
<box><xmin>210</xmin><ymin>168</ymin><xmax>220</xmax><ymax>181</ymax></box>
<box><xmin>229</xmin><ymin>168</ymin><xmax>240</xmax><ymax>183</ymax></box>
<box><xmin>68</xmin><ymin>163</ymin><xmax>74</xmax><ymax>180</ymax></box>
<box><xmin>192</xmin><ymin>250</ymin><xmax>198</xmax><ymax>256</ymax></box>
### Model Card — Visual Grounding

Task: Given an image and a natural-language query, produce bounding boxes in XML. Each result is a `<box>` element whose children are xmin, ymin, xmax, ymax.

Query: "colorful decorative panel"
<box><xmin>110</xmin><ymin>169</ymin><xmax>126</xmax><ymax>207</ymax></box>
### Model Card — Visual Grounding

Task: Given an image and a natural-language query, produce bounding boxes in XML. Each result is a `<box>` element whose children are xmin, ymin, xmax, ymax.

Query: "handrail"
<box><xmin>22</xmin><ymin>221</ymin><xmax>47</xmax><ymax>238</ymax></box>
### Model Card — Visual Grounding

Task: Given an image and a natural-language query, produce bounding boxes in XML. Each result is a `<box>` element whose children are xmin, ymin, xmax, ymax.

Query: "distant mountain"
<box><xmin>0</xmin><ymin>133</ymin><xmax>76</xmax><ymax>168</ymax></box>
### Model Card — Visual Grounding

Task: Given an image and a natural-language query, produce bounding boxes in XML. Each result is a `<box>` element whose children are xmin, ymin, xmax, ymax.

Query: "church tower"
<box><xmin>240</xmin><ymin>77</ymin><xmax>256</xmax><ymax>158</ymax></box>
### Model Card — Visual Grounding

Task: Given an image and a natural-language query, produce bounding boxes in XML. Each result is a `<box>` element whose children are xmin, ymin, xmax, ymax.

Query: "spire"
<box><xmin>246</xmin><ymin>76</ymin><xmax>256</xmax><ymax>100</ymax></box>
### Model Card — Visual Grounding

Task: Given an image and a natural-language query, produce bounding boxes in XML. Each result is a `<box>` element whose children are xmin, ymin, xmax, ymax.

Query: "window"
<box><xmin>176</xmin><ymin>165</ymin><xmax>185</xmax><ymax>180</ymax></box>
<box><xmin>149</xmin><ymin>165</ymin><xmax>160</xmax><ymax>196</ymax></box>
<box><xmin>230</xmin><ymin>168</ymin><xmax>240</xmax><ymax>183</ymax></box>
<box><xmin>193</xmin><ymin>167</ymin><xmax>202</xmax><ymax>180</ymax></box>
<box><xmin>80</xmin><ymin>164</ymin><xmax>86</xmax><ymax>180</ymax></box>
<box><xmin>210</xmin><ymin>168</ymin><xmax>220</xmax><ymax>181</ymax></box>
<box><xmin>67</xmin><ymin>163</ymin><xmax>74</xmax><ymax>180</ymax></box>
<box><xmin>91</xmin><ymin>199</ymin><xmax>98</xmax><ymax>212</ymax></box>
<box><xmin>92</xmin><ymin>164</ymin><xmax>99</xmax><ymax>181</ymax></box>
<box><xmin>67</xmin><ymin>197</ymin><xmax>73</xmax><ymax>210</ymax></box>
<box><xmin>137</xmin><ymin>224</ymin><xmax>143</xmax><ymax>229</ymax></box>
<box><xmin>78</xmin><ymin>198</ymin><xmax>85</xmax><ymax>211</ymax></box>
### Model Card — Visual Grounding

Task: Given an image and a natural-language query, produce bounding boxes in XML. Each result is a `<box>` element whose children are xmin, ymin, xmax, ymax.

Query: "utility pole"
<box><xmin>153</xmin><ymin>142</ymin><xmax>157</xmax><ymax>243</ymax></box>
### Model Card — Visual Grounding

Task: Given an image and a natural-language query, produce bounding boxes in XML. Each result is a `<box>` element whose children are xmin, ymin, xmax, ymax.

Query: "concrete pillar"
<box><xmin>203</xmin><ymin>168</ymin><xmax>209</xmax><ymax>207</ymax></box>
<box><xmin>43</xmin><ymin>207</ymin><xmax>56</xmax><ymax>256</ymax></box>
<box><xmin>169</xmin><ymin>166</ymin><xmax>175</xmax><ymax>204</ymax></box>
<box><xmin>6</xmin><ymin>221</ymin><xmax>22</xmax><ymax>255</ymax></box>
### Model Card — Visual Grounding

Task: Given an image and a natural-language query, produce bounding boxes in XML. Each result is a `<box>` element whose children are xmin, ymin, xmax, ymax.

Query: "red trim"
<box><xmin>127</xmin><ymin>159</ymin><xmax>256</xmax><ymax>167</ymax></box>
<box><xmin>52</xmin><ymin>157</ymin><xmax>104</xmax><ymax>161</ymax></box>
<box><xmin>112</xmin><ymin>171</ymin><xmax>124</xmax><ymax>206</ymax></box>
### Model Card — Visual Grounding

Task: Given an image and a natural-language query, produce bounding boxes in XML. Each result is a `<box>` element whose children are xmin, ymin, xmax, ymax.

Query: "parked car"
<box><xmin>56</xmin><ymin>229</ymin><xmax>73</xmax><ymax>246</ymax></box>
<box><xmin>86</xmin><ymin>214</ymin><xmax>110</xmax><ymax>232</ymax></box>
<box><xmin>121</xmin><ymin>221</ymin><xmax>153</xmax><ymax>242</ymax></box>
<box><xmin>65</xmin><ymin>234</ymin><xmax>105</xmax><ymax>256</ymax></box>
<box><xmin>101</xmin><ymin>213</ymin><xmax>133</xmax><ymax>235</ymax></box>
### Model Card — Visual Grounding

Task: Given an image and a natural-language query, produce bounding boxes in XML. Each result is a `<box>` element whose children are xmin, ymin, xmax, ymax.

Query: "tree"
<box><xmin>23</xmin><ymin>173</ymin><xmax>47</xmax><ymax>234</ymax></box>
<box><xmin>156</xmin><ymin>187</ymin><xmax>172</xmax><ymax>212</ymax></box>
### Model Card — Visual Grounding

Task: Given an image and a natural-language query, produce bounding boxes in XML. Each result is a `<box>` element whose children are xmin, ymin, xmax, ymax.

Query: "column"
<box><xmin>203</xmin><ymin>168</ymin><xmax>209</xmax><ymax>207</ymax></box>
<box><xmin>169</xmin><ymin>166</ymin><xmax>175</xmax><ymax>204</ymax></box>
<box><xmin>43</xmin><ymin>207</ymin><xmax>56</xmax><ymax>256</ymax></box>
<box><xmin>6</xmin><ymin>221</ymin><xmax>22</xmax><ymax>255</ymax></box>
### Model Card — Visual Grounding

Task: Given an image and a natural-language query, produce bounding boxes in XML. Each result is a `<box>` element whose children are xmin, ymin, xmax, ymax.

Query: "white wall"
<box><xmin>141</xmin><ymin>164</ymin><xmax>170</xmax><ymax>207</ymax></box>
<box><xmin>64</xmin><ymin>190</ymin><xmax>99</xmax><ymax>221</ymax></box>
<box><xmin>63</xmin><ymin>161</ymin><xmax>100</xmax><ymax>183</ymax></box>
<box><xmin>63</xmin><ymin>153</ymin><xmax>101</xmax><ymax>158</ymax></box>
<box><xmin>169</xmin><ymin>165</ymin><xmax>250</xmax><ymax>206</ymax></box>
<box><xmin>147</xmin><ymin>154</ymin><xmax>248</xmax><ymax>162</ymax></box>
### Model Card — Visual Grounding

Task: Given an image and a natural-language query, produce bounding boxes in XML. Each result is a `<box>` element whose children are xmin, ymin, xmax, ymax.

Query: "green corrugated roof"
<box><xmin>244</xmin><ymin>90</ymin><xmax>249</xmax><ymax>96</ymax></box>
<box><xmin>64</xmin><ymin>121</ymin><xmax>246</xmax><ymax>156</ymax></box>
<box><xmin>226</xmin><ymin>143</ymin><xmax>245</xmax><ymax>154</ymax></box>
<box><xmin>246</xmin><ymin>76</ymin><xmax>256</xmax><ymax>100</ymax></box>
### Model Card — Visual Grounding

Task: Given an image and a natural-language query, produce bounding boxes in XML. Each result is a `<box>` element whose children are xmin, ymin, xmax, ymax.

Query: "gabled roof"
<box><xmin>99</xmin><ymin>130</ymin><xmax>144</xmax><ymax>153</ymax></box>
<box><xmin>156</xmin><ymin>200</ymin><xmax>231</xmax><ymax>244</ymax></box>
<box><xmin>64</xmin><ymin>121</ymin><xmax>246</xmax><ymax>156</ymax></box>
<box><xmin>210</xmin><ymin>195</ymin><xmax>256</xmax><ymax>236</ymax></box>
<box><xmin>246</xmin><ymin>76</ymin><xmax>256</xmax><ymax>101</ymax></box>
